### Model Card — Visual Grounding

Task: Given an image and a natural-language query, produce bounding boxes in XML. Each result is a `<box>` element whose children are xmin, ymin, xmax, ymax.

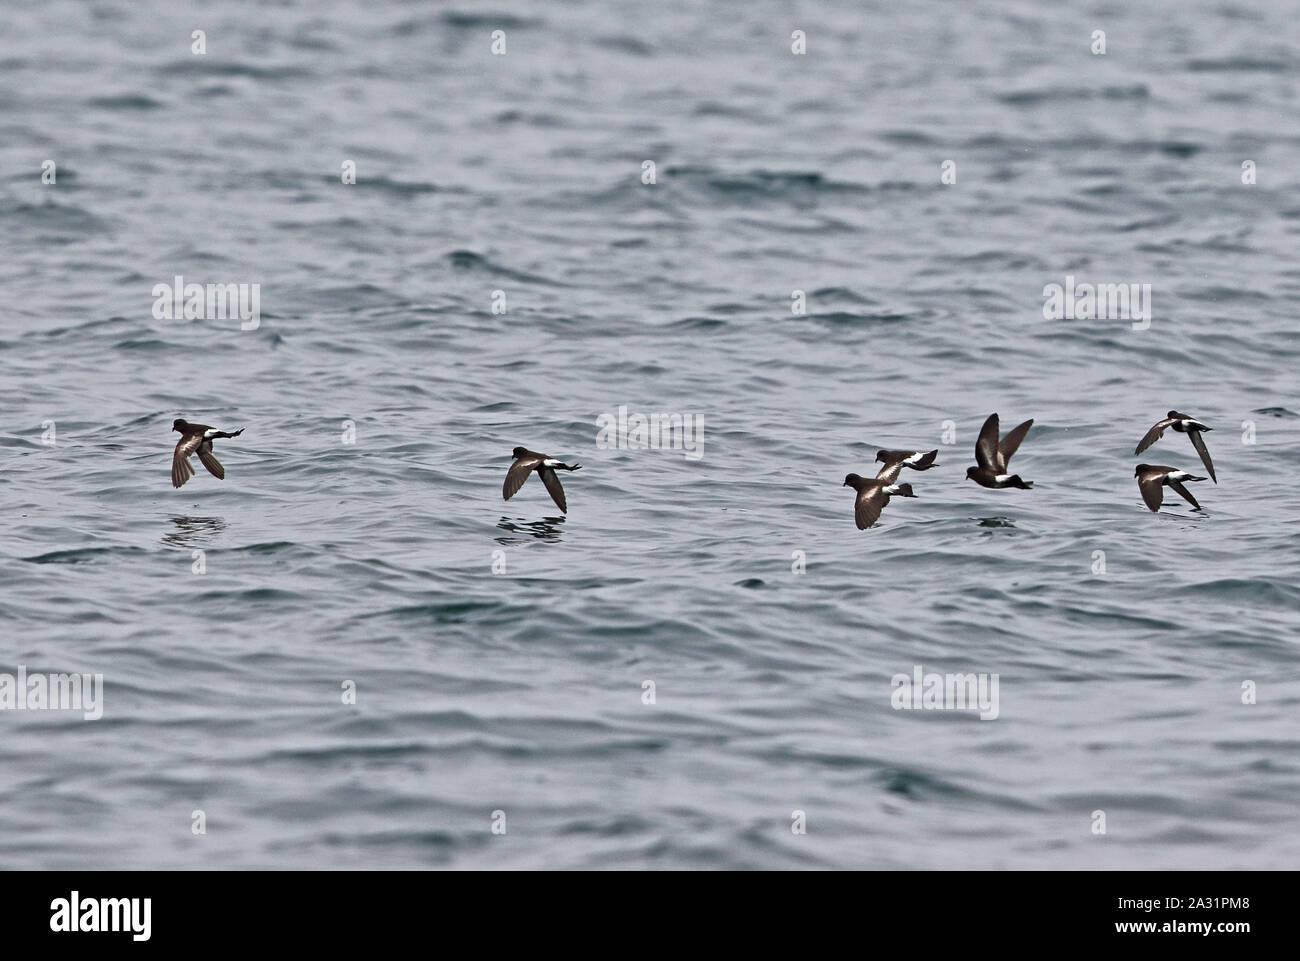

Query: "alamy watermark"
<box><xmin>596</xmin><ymin>405</ymin><xmax>704</xmax><ymax>460</ymax></box>
<box><xmin>152</xmin><ymin>275</ymin><xmax>260</xmax><ymax>330</ymax></box>
<box><xmin>891</xmin><ymin>665</ymin><xmax>999</xmax><ymax>720</ymax></box>
<box><xmin>1042</xmin><ymin>275</ymin><xmax>1151</xmax><ymax>330</ymax></box>
<box><xmin>0</xmin><ymin>665</ymin><xmax>103</xmax><ymax>720</ymax></box>
<box><xmin>50</xmin><ymin>892</ymin><xmax>150</xmax><ymax>941</ymax></box>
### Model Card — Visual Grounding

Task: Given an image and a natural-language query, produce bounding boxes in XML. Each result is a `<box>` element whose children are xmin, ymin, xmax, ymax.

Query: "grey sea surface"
<box><xmin>1</xmin><ymin>0</ymin><xmax>1298</xmax><ymax>869</ymax></box>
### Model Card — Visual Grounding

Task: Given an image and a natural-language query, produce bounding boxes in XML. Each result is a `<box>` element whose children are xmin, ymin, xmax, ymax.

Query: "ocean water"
<box><xmin>1</xmin><ymin>0</ymin><xmax>1298</xmax><ymax>869</ymax></box>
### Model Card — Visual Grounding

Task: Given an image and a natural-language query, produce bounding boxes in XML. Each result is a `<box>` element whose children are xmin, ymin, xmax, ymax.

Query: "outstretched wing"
<box><xmin>172</xmin><ymin>434</ymin><xmax>201</xmax><ymax>488</ymax></box>
<box><xmin>997</xmin><ymin>419</ymin><xmax>1033</xmax><ymax>472</ymax></box>
<box><xmin>1168</xmin><ymin>479</ymin><xmax>1202</xmax><ymax>510</ymax></box>
<box><xmin>975</xmin><ymin>414</ymin><xmax>1000</xmax><ymax>472</ymax></box>
<box><xmin>503</xmin><ymin>454</ymin><xmax>541</xmax><ymax>501</ymax></box>
<box><xmin>874</xmin><ymin>461</ymin><xmax>904</xmax><ymax>484</ymax></box>
<box><xmin>1135</xmin><ymin>418</ymin><xmax>1173</xmax><ymax>455</ymax></box>
<box><xmin>1188</xmin><ymin>429</ymin><xmax>1216</xmax><ymax>483</ymax></box>
<box><xmin>538</xmin><ymin>466</ymin><xmax>568</xmax><ymax>513</ymax></box>
<box><xmin>855</xmin><ymin>485</ymin><xmax>887</xmax><ymax>530</ymax></box>
<box><xmin>1137</xmin><ymin>470</ymin><xmax>1165</xmax><ymax>511</ymax></box>
<box><xmin>196</xmin><ymin>440</ymin><xmax>225</xmax><ymax>479</ymax></box>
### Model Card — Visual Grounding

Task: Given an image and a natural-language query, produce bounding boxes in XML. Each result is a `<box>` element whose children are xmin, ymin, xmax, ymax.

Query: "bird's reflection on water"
<box><xmin>163</xmin><ymin>516</ymin><xmax>227</xmax><ymax>548</ymax></box>
<box><xmin>495</xmin><ymin>515</ymin><xmax>566</xmax><ymax>543</ymax></box>
<box><xmin>976</xmin><ymin>516</ymin><xmax>1016</xmax><ymax>529</ymax></box>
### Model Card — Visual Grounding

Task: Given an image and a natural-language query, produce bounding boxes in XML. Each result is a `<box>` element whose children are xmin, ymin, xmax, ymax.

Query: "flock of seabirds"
<box><xmin>169</xmin><ymin>410</ymin><xmax>1218</xmax><ymax>529</ymax></box>
<box><xmin>839</xmin><ymin>411</ymin><xmax>1216</xmax><ymax>529</ymax></box>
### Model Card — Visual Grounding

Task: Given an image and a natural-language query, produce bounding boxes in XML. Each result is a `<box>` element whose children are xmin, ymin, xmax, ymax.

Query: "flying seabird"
<box><xmin>172</xmin><ymin>419</ymin><xmax>244</xmax><ymax>488</ymax></box>
<box><xmin>503</xmin><ymin>447</ymin><xmax>582</xmax><ymax>513</ymax></box>
<box><xmin>843</xmin><ymin>461</ymin><xmax>917</xmax><ymax>529</ymax></box>
<box><xmin>1135</xmin><ymin>411</ymin><xmax>1216</xmax><ymax>483</ymax></box>
<box><xmin>1135</xmin><ymin>464</ymin><xmax>1208</xmax><ymax>512</ymax></box>
<box><xmin>875</xmin><ymin>449</ymin><xmax>939</xmax><ymax>471</ymax></box>
<box><xmin>965</xmin><ymin>413</ymin><xmax>1034</xmax><ymax>489</ymax></box>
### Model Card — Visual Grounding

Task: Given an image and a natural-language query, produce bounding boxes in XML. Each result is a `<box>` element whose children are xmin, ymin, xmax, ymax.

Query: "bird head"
<box><xmin>965</xmin><ymin>466</ymin><xmax>979</xmax><ymax>479</ymax></box>
<box><xmin>172</xmin><ymin>419</ymin><xmax>188</xmax><ymax>433</ymax></box>
<box><xmin>511</xmin><ymin>446</ymin><xmax>528</xmax><ymax>458</ymax></box>
<box><xmin>843</xmin><ymin>473</ymin><xmax>861</xmax><ymax>487</ymax></box>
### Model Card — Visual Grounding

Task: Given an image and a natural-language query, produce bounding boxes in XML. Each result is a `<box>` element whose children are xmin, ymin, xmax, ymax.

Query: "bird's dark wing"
<box><xmin>1168</xmin><ymin>479</ymin><xmax>1202</xmax><ymax>510</ymax></box>
<box><xmin>855</xmin><ymin>484</ymin><xmax>887</xmax><ymax>530</ymax></box>
<box><xmin>1135</xmin><ymin>418</ymin><xmax>1173</xmax><ymax>455</ymax></box>
<box><xmin>196</xmin><ymin>440</ymin><xmax>225</xmax><ymax>480</ymax></box>
<box><xmin>1188</xmin><ymin>429</ymin><xmax>1216</xmax><ymax>483</ymax></box>
<box><xmin>503</xmin><ymin>454</ymin><xmax>541</xmax><ymax>501</ymax></box>
<box><xmin>172</xmin><ymin>434</ymin><xmax>201</xmax><ymax>488</ymax></box>
<box><xmin>975</xmin><ymin>414</ymin><xmax>1000</xmax><ymax>472</ymax></box>
<box><xmin>1137</xmin><ymin>470</ymin><xmax>1165</xmax><ymax>511</ymax></box>
<box><xmin>997</xmin><ymin>419</ymin><xmax>1033</xmax><ymax>472</ymax></box>
<box><xmin>538</xmin><ymin>466</ymin><xmax>568</xmax><ymax>513</ymax></box>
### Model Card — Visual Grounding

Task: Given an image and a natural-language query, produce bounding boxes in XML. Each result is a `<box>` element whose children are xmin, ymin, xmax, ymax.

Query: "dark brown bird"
<box><xmin>503</xmin><ymin>447</ymin><xmax>582</xmax><ymax>513</ymax></box>
<box><xmin>965</xmin><ymin>413</ymin><xmax>1034</xmax><ymax>489</ymax></box>
<box><xmin>1135</xmin><ymin>464</ymin><xmax>1208</xmax><ymax>512</ymax></box>
<box><xmin>843</xmin><ymin>461</ymin><xmax>917</xmax><ymax>530</ymax></box>
<box><xmin>875</xmin><ymin>449</ymin><xmax>939</xmax><ymax>471</ymax></box>
<box><xmin>172</xmin><ymin>419</ymin><xmax>244</xmax><ymax>488</ymax></box>
<box><xmin>1135</xmin><ymin>411</ymin><xmax>1215</xmax><ymax>483</ymax></box>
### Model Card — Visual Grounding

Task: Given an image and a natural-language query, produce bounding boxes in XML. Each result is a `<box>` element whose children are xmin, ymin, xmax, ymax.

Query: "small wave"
<box><xmin>86</xmin><ymin>94</ymin><xmax>163</xmax><ymax>110</ymax></box>
<box><xmin>23</xmin><ymin>546</ymin><xmax>149</xmax><ymax>565</ymax></box>
<box><xmin>999</xmin><ymin>84</ymin><xmax>1149</xmax><ymax>106</ymax></box>
<box><xmin>154</xmin><ymin>60</ymin><xmax>314</xmax><ymax>81</ymax></box>
<box><xmin>441</xmin><ymin>12</ymin><xmax>540</xmax><ymax>29</ymax></box>
<box><xmin>7</xmin><ymin>201</ymin><xmax>111</xmax><ymax>238</ymax></box>
<box><xmin>445</xmin><ymin>250</ymin><xmax>565</xmax><ymax>286</ymax></box>
<box><xmin>1187</xmin><ymin>56</ymin><xmax>1291</xmax><ymax>73</ymax></box>
<box><xmin>594</xmin><ymin>35</ymin><xmax>655</xmax><ymax>56</ymax></box>
<box><xmin>664</xmin><ymin>166</ymin><xmax>869</xmax><ymax>199</ymax></box>
<box><xmin>320</xmin><ymin>175</ymin><xmax>439</xmax><ymax>196</ymax></box>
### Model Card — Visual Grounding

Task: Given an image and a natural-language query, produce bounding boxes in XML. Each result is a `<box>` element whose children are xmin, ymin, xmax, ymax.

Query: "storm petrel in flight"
<box><xmin>843</xmin><ymin>461</ymin><xmax>917</xmax><ymax>530</ymax></box>
<box><xmin>1135</xmin><ymin>411</ymin><xmax>1216</xmax><ymax>483</ymax></box>
<box><xmin>172</xmin><ymin>419</ymin><xmax>244</xmax><ymax>488</ymax></box>
<box><xmin>966</xmin><ymin>413</ymin><xmax>1034</xmax><ymax>489</ymax></box>
<box><xmin>503</xmin><ymin>447</ymin><xmax>582</xmax><ymax>513</ymax></box>
<box><xmin>1135</xmin><ymin>464</ymin><xmax>1208</xmax><ymax>512</ymax></box>
<box><xmin>875</xmin><ymin>449</ymin><xmax>939</xmax><ymax>471</ymax></box>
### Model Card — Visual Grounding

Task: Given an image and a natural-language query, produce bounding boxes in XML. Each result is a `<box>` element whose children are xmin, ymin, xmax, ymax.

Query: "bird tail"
<box><xmin>1009</xmin><ymin>475</ymin><xmax>1033</xmax><ymax>489</ymax></box>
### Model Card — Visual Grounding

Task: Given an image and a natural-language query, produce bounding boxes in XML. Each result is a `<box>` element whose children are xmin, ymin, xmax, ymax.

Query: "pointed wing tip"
<box><xmin>539</xmin><ymin>467</ymin><xmax>568</xmax><ymax>513</ymax></box>
<box><xmin>1189</xmin><ymin>431</ymin><xmax>1216</xmax><ymax>482</ymax></box>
